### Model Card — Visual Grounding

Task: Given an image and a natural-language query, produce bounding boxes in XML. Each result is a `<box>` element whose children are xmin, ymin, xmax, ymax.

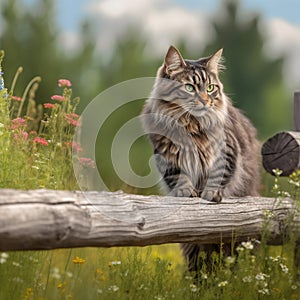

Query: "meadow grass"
<box><xmin>0</xmin><ymin>51</ymin><xmax>300</xmax><ymax>299</ymax></box>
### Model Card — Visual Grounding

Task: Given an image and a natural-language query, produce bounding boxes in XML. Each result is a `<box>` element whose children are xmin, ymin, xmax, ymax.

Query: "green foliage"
<box><xmin>0</xmin><ymin>55</ymin><xmax>87</xmax><ymax>190</ymax></box>
<box><xmin>202</xmin><ymin>0</ymin><xmax>290</xmax><ymax>138</ymax></box>
<box><xmin>0</xmin><ymin>52</ymin><xmax>300</xmax><ymax>300</ymax></box>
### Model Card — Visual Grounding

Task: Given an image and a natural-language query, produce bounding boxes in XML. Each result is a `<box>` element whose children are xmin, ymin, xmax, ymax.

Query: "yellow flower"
<box><xmin>57</xmin><ymin>283</ymin><xmax>63</xmax><ymax>289</ymax></box>
<box><xmin>96</xmin><ymin>268</ymin><xmax>103</xmax><ymax>275</ymax></box>
<box><xmin>72</xmin><ymin>256</ymin><xmax>85</xmax><ymax>264</ymax></box>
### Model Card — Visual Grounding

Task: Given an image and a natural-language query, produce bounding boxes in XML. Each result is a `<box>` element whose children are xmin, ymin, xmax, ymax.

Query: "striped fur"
<box><xmin>141</xmin><ymin>46</ymin><xmax>260</xmax><ymax>274</ymax></box>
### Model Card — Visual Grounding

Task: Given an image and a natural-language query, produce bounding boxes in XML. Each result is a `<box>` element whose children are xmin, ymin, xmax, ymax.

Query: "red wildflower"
<box><xmin>58</xmin><ymin>79</ymin><xmax>72</xmax><ymax>88</ymax></box>
<box><xmin>11</xmin><ymin>118</ymin><xmax>26</xmax><ymax>129</ymax></box>
<box><xmin>13</xmin><ymin>131</ymin><xmax>28</xmax><ymax>141</ymax></box>
<box><xmin>51</xmin><ymin>95</ymin><xmax>66</xmax><ymax>102</ymax></box>
<box><xmin>43</xmin><ymin>103</ymin><xmax>56</xmax><ymax>109</ymax></box>
<box><xmin>11</xmin><ymin>96</ymin><xmax>22</xmax><ymax>102</ymax></box>
<box><xmin>65</xmin><ymin>113</ymin><xmax>80</xmax><ymax>126</ymax></box>
<box><xmin>32</xmin><ymin>137</ymin><xmax>49</xmax><ymax>146</ymax></box>
<box><xmin>79</xmin><ymin>157</ymin><xmax>95</xmax><ymax>168</ymax></box>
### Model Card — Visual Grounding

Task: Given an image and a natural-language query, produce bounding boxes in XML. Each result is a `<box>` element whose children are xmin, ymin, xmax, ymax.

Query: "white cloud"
<box><xmin>58</xmin><ymin>31</ymin><xmax>81</xmax><ymax>54</ymax></box>
<box><xmin>263</xmin><ymin>18</ymin><xmax>300</xmax><ymax>89</ymax></box>
<box><xmin>86</xmin><ymin>0</ymin><xmax>212</xmax><ymax>56</ymax></box>
<box><xmin>84</xmin><ymin>1</ymin><xmax>300</xmax><ymax>91</ymax></box>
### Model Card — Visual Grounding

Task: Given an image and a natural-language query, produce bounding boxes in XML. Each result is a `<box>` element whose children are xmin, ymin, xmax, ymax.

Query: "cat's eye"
<box><xmin>207</xmin><ymin>84</ymin><xmax>215</xmax><ymax>93</ymax></box>
<box><xmin>185</xmin><ymin>83</ymin><xmax>195</xmax><ymax>93</ymax></box>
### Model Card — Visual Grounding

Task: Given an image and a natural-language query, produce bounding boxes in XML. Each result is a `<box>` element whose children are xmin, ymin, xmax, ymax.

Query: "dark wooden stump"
<box><xmin>262</xmin><ymin>131</ymin><xmax>300</xmax><ymax>176</ymax></box>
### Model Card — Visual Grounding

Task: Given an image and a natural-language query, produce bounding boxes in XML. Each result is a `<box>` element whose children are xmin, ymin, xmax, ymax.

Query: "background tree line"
<box><xmin>0</xmin><ymin>0</ymin><xmax>291</xmax><ymax>193</ymax></box>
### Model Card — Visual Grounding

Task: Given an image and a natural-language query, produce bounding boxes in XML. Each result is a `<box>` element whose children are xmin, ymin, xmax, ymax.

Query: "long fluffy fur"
<box><xmin>141</xmin><ymin>46</ymin><xmax>260</xmax><ymax>274</ymax></box>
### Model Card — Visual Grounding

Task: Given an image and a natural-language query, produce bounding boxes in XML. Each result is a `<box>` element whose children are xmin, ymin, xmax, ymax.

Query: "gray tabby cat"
<box><xmin>141</xmin><ymin>45</ymin><xmax>260</xmax><ymax>275</ymax></box>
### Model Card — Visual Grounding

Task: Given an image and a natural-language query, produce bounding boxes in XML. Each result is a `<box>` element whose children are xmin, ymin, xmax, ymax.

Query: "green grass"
<box><xmin>0</xmin><ymin>51</ymin><xmax>300</xmax><ymax>299</ymax></box>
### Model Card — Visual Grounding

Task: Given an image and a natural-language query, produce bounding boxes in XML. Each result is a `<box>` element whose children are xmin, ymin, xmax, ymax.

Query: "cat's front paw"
<box><xmin>170</xmin><ymin>188</ymin><xmax>197</xmax><ymax>198</ymax></box>
<box><xmin>201</xmin><ymin>189</ymin><xmax>222</xmax><ymax>203</ymax></box>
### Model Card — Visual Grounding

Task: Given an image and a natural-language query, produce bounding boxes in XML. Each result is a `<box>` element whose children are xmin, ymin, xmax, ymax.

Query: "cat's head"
<box><xmin>153</xmin><ymin>45</ymin><xmax>228</xmax><ymax>127</ymax></box>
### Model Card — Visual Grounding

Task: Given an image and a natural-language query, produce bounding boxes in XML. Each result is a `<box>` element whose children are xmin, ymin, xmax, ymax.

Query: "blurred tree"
<box><xmin>202</xmin><ymin>0</ymin><xmax>290</xmax><ymax>138</ymax></box>
<box><xmin>0</xmin><ymin>0</ymin><xmax>97</xmax><ymax>108</ymax></box>
<box><xmin>1</xmin><ymin>0</ymin><xmax>60</xmax><ymax>100</ymax></box>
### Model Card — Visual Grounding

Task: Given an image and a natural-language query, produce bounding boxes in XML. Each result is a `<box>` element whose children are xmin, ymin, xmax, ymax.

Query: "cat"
<box><xmin>141</xmin><ymin>45</ymin><xmax>260</xmax><ymax>275</ymax></box>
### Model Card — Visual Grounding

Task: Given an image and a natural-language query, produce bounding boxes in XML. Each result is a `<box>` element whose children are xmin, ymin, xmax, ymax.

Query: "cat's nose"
<box><xmin>199</xmin><ymin>92</ymin><xmax>209</xmax><ymax>102</ymax></box>
<box><xmin>196</xmin><ymin>92</ymin><xmax>209</xmax><ymax>106</ymax></box>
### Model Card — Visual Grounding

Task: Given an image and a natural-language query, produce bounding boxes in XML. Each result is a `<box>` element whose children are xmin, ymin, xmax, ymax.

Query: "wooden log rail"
<box><xmin>0</xmin><ymin>189</ymin><xmax>299</xmax><ymax>251</ymax></box>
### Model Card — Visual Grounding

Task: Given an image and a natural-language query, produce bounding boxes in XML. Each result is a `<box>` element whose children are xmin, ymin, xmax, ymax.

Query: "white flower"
<box><xmin>258</xmin><ymin>288</ymin><xmax>270</xmax><ymax>295</ymax></box>
<box><xmin>225</xmin><ymin>256</ymin><xmax>236</xmax><ymax>265</ymax></box>
<box><xmin>255</xmin><ymin>272</ymin><xmax>269</xmax><ymax>281</ymax></box>
<box><xmin>110</xmin><ymin>261</ymin><xmax>121</xmax><ymax>265</ymax></box>
<box><xmin>1</xmin><ymin>253</ymin><xmax>8</xmax><ymax>259</ymax></box>
<box><xmin>242</xmin><ymin>276</ymin><xmax>252</xmax><ymax>283</ymax></box>
<box><xmin>190</xmin><ymin>284</ymin><xmax>199</xmax><ymax>292</ymax></box>
<box><xmin>97</xmin><ymin>288</ymin><xmax>103</xmax><ymax>294</ymax></box>
<box><xmin>108</xmin><ymin>285</ymin><xmax>119</xmax><ymax>292</ymax></box>
<box><xmin>12</xmin><ymin>261</ymin><xmax>21</xmax><ymax>267</ymax></box>
<box><xmin>51</xmin><ymin>267</ymin><xmax>61</xmax><ymax>279</ymax></box>
<box><xmin>218</xmin><ymin>280</ymin><xmax>228</xmax><ymax>287</ymax></box>
<box><xmin>279</xmin><ymin>263</ymin><xmax>289</xmax><ymax>274</ymax></box>
<box><xmin>241</xmin><ymin>241</ymin><xmax>254</xmax><ymax>250</ymax></box>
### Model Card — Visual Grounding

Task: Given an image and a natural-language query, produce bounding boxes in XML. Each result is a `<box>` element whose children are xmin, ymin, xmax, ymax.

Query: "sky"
<box><xmin>16</xmin><ymin>0</ymin><xmax>300</xmax><ymax>90</ymax></box>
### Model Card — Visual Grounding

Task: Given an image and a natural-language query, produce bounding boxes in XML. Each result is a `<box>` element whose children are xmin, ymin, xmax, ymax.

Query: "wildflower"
<box><xmin>72</xmin><ymin>256</ymin><xmax>85</xmax><ymax>264</ymax></box>
<box><xmin>258</xmin><ymin>288</ymin><xmax>270</xmax><ymax>295</ymax></box>
<box><xmin>65</xmin><ymin>113</ymin><xmax>80</xmax><ymax>126</ymax></box>
<box><xmin>52</xmin><ymin>267</ymin><xmax>61</xmax><ymax>279</ymax></box>
<box><xmin>51</xmin><ymin>95</ymin><xmax>66</xmax><ymax>102</ymax></box>
<box><xmin>225</xmin><ymin>256</ymin><xmax>236</xmax><ymax>265</ymax></box>
<box><xmin>190</xmin><ymin>283</ymin><xmax>199</xmax><ymax>292</ymax></box>
<box><xmin>13</xmin><ymin>131</ymin><xmax>28</xmax><ymax>141</ymax></box>
<box><xmin>0</xmin><ymin>71</ymin><xmax>4</xmax><ymax>91</ymax></box>
<box><xmin>43</xmin><ymin>103</ymin><xmax>56</xmax><ymax>109</ymax></box>
<box><xmin>255</xmin><ymin>272</ymin><xmax>269</xmax><ymax>281</ymax></box>
<box><xmin>66</xmin><ymin>271</ymin><xmax>73</xmax><ymax>278</ymax></box>
<box><xmin>272</xmin><ymin>168</ymin><xmax>283</xmax><ymax>176</ymax></box>
<box><xmin>108</xmin><ymin>285</ymin><xmax>119</xmax><ymax>292</ymax></box>
<box><xmin>97</xmin><ymin>289</ymin><xmax>103</xmax><ymax>294</ymax></box>
<box><xmin>241</xmin><ymin>241</ymin><xmax>254</xmax><ymax>250</ymax></box>
<box><xmin>218</xmin><ymin>280</ymin><xmax>228</xmax><ymax>287</ymax></box>
<box><xmin>12</xmin><ymin>261</ymin><xmax>21</xmax><ymax>267</ymax></box>
<box><xmin>57</xmin><ymin>283</ymin><xmax>63</xmax><ymax>289</ymax></box>
<box><xmin>110</xmin><ymin>261</ymin><xmax>121</xmax><ymax>266</ymax></box>
<box><xmin>11</xmin><ymin>95</ymin><xmax>22</xmax><ymax>101</ymax></box>
<box><xmin>79</xmin><ymin>157</ymin><xmax>96</xmax><ymax>168</ymax></box>
<box><xmin>242</xmin><ymin>276</ymin><xmax>252</xmax><ymax>283</ymax></box>
<box><xmin>11</xmin><ymin>117</ymin><xmax>26</xmax><ymax>129</ymax></box>
<box><xmin>291</xmin><ymin>285</ymin><xmax>297</xmax><ymax>290</ymax></box>
<box><xmin>58</xmin><ymin>79</ymin><xmax>72</xmax><ymax>87</ymax></box>
<box><xmin>236</xmin><ymin>246</ymin><xmax>244</xmax><ymax>252</ymax></box>
<box><xmin>32</xmin><ymin>137</ymin><xmax>49</xmax><ymax>146</ymax></box>
<box><xmin>0</xmin><ymin>252</ymin><xmax>8</xmax><ymax>264</ymax></box>
<box><xmin>279</xmin><ymin>263</ymin><xmax>289</xmax><ymax>274</ymax></box>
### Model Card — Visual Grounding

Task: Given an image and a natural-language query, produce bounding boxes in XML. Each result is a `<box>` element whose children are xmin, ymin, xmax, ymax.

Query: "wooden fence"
<box><xmin>0</xmin><ymin>189</ymin><xmax>299</xmax><ymax>251</ymax></box>
<box><xmin>1</xmin><ymin>93</ymin><xmax>300</xmax><ymax>252</ymax></box>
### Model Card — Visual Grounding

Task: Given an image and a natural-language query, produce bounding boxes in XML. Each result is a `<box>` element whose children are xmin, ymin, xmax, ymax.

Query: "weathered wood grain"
<box><xmin>0</xmin><ymin>189</ymin><xmax>299</xmax><ymax>251</ymax></box>
<box><xmin>262</xmin><ymin>131</ymin><xmax>300</xmax><ymax>176</ymax></box>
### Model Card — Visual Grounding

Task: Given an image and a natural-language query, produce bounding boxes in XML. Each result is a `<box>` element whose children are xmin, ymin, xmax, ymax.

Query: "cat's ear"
<box><xmin>164</xmin><ymin>45</ymin><xmax>186</xmax><ymax>74</ymax></box>
<box><xmin>205</xmin><ymin>48</ymin><xmax>224</xmax><ymax>74</ymax></box>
